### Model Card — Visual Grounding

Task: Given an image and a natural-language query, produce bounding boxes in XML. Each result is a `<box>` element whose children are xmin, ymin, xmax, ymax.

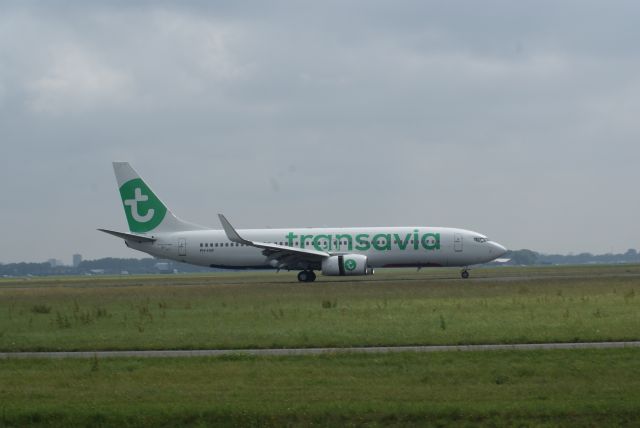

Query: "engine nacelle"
<box><xmin>321</xmin><ymin>254</ymin><xmax>372</xmax><ymax>276</ymax></box>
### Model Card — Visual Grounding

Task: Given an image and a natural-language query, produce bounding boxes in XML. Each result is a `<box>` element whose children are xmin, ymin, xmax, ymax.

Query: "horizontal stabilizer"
<box><xmin>97</xmin><ymin>228</ymin><xmax>156</xmax><ymax>243</ymax></box>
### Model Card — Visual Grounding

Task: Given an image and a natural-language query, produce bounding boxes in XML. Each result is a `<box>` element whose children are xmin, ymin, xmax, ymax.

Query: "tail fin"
<box><xmin>112</xmin><ymin>162</ymin><xmax>204</xmax><ymax>233</ymax></box>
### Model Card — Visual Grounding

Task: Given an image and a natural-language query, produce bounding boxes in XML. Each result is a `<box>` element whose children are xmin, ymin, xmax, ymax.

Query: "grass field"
<box><xmin>1</xmin><ymin>265</ymin><xmax>640</xmax><ymax>351</ymax></box>
<box><xmin>2</xmin><ymin>265</ymin><xmax>640</xmax><ymax>426</ymax></box>
<box><xmin>2</xmin><ymin>349</ymin><xmax>640</xmax><ymax>426</ymax></box>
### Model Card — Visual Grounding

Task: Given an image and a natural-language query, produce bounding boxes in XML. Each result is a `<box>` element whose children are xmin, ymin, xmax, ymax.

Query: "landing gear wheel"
<box><xmin>297</xmin><ymin>270</ymin><xmax>316</xmax><ymax>282</ymax></box>
<box><xmin>461</xmin><ymin>270</ymin><xmax>469</xmax><ymax>279</ymax></box>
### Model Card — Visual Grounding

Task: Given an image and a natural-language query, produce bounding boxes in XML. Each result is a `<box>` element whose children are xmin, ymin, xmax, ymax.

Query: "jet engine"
<box><xmin>321</xmin><ymin>254</ymin><xmax>373</xmax><ymax>276</ymax></box>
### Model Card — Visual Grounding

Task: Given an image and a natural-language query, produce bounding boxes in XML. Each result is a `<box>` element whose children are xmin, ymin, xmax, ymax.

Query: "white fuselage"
<box><xmin>127</xmin><ymin>226</ymin><xmax>507</xmax><ymax>270</ymax></box>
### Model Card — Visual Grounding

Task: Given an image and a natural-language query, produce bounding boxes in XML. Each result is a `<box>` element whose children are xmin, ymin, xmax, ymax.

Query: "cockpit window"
<box><xmin>474</xmin><ymin>237</ymin><xmax>489</xmax><ymax>243</ymax></box>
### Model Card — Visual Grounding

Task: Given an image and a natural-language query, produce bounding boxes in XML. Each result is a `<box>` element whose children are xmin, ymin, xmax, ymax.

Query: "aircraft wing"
<box><xmin>218</xmin><ymin>214</ymin><xmax>329</xmax><ymax>269</ymax></box>
<box><xmin>98</xmin><ymin>228</ymin><xmax>157</xmax><ymax>243</ymax></box>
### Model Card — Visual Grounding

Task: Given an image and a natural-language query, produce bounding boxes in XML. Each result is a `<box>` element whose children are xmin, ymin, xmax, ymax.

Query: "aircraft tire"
<box><xmin>461</xmin><ymin>270</ymin><xmax>469</xmax><ymax>279</ymax></box>
<box><xmin>298</xmin><ymin>270</ymin><xmax>316</xmax><ymax>282</ymax></box>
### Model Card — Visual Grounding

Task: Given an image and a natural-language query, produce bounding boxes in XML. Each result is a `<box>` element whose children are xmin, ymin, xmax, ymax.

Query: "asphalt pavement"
<box><xmin>2</xmin><ymin>341</ymin><xmax>639</xmax><ymax>359</ymax></box>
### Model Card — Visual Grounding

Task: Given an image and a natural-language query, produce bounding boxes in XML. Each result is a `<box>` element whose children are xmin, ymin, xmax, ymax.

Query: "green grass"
<box><xmin>1</xmin><ymin>349</ymin><xmax>640</xmax><ymax>426</ymax></box>
<box><xmin>1</xmin><ymin>265</ymin><xmax>640</xmax><ymax>351</ymax></box>
<box><xmin>3</xmin><ymin>266</ymin><xmax>640</xmax><ymax>426</ymax></box>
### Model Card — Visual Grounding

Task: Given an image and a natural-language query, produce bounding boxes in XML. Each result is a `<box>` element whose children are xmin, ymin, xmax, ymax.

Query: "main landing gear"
<box><xmin>297</xmin><ymin>270</ymin><xmax>317</xmax><ymax>283</ymax></box>
<box><xmin>461</xmin><ymin>268</ymin><xmax>470</xmax><ymax>279</ymax></box>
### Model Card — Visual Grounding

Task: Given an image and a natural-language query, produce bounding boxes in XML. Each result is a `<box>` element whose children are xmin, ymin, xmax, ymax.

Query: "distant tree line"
<box><xmin>1</xmin><ymin>249</ymin><xmax>639</xmax><ymax>277</ymax></box>
<box><xmin>0</xmin><ymin>258</ymin><xmax>215</xmax><ymax>277</ymax></box>
<box><xmin>504</xmin><ymin>248</ymin><xmax>640</xmax><ymax>266</ymax></box>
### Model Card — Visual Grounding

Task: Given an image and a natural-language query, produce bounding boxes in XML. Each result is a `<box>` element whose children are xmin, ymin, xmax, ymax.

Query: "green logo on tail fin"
<box><xmin>119</xmin><ymin>178</ymin><xmax>166</xmax><ymax>233</ymax></box>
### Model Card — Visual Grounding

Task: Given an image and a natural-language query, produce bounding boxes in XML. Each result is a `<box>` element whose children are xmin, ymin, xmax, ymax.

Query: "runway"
<box><xmin>2</xmin><ymin>341</ymin><xmax>640</xmax><ymax>359</ymax></box>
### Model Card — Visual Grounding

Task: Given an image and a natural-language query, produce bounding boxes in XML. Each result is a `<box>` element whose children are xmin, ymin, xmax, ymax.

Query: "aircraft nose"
<box><xmin>490</xmin><ymin>242</ymin><xmax>508</xmax><ymax>257</ymax></box>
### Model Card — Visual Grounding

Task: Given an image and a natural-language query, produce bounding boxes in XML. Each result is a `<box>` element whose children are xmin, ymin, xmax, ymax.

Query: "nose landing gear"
<box><xmin>461</xmin><ymin>268</ymin><xmax>470</xmax><ymax>279</ymax></box>
<box><xmin>297</xmin><ymin>270</ymin><xmax>317</xmax><ymax>283</ymax></box>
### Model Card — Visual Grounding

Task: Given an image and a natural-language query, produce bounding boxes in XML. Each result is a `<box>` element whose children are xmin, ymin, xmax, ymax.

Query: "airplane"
<box><xmin>100</xmin><ymin>162</ymin><xmax>508</xmax><ymax>282</ymax></box>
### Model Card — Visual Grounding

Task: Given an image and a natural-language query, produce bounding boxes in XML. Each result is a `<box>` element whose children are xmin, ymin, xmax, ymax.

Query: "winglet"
<box><xmin>218</xmin><ymin>214</ymin><xmax>251</xmax><ymax>245</ymax></box>
<box><xmin>218</xmin><ymin>214</ymin><xmax>330</xmax><ymax>260</ymax></box>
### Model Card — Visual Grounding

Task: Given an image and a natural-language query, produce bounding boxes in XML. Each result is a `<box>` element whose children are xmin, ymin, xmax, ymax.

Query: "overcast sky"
<box><xmin>1</xmin><ymin>1</ymin><xmax>639</xmax><ymax>263</ymax></box>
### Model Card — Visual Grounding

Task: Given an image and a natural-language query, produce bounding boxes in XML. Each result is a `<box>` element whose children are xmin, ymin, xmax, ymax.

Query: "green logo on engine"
<box><xmin>344</xmin><ymin>259</ymin><xmax>357</xmax><ymax>271</ymax></box>
<box><xmin>119</xmin><ymin>178</ymin><xmax>166</xmax><ymax>233</ymax></box>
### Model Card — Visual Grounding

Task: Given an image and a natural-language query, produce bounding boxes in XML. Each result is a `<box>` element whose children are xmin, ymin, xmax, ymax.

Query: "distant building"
<box><xmin>47</xmin><ymin>258</ymin><xmax>63</xmax><ymax>267</ymax></box>
<box><xmin>72</xmin><ymin>254</ymin><xmax>82</xmax><ymax>268</ymax></box>
<box><xmin>155</xmin><ymin>262</ymin><xmax>171</xmax><ymax>273</ymax></box>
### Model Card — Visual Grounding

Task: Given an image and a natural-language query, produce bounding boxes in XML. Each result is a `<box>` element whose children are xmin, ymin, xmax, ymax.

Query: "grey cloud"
<box><xmin>1</xmin><ymin>1</ymin><xmax>639</xmax><ymax>263</ymax></box>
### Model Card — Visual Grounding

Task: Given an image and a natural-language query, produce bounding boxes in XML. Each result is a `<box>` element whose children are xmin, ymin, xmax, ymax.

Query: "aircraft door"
<box><xmin>178</xmin><ymin>238</ymin><xmax>187</xmax><ymax>256</ymax></box>
<box><xmin>454</xmin><ymin>233</ymin><xmax>463</xmax><ymax>252</ymax></box>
